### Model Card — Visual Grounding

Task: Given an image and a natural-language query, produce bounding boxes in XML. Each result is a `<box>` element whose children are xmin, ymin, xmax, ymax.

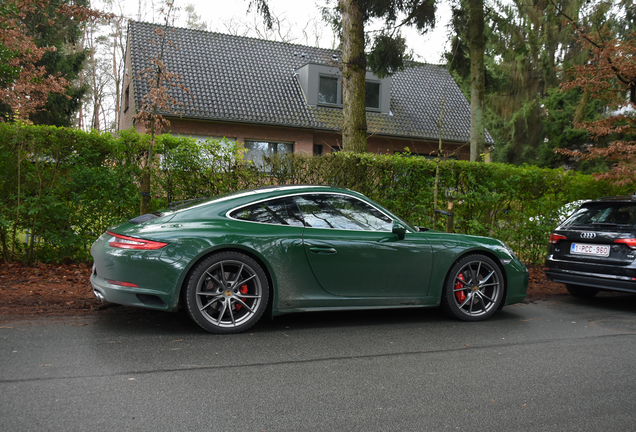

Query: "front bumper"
<box><xmin>504</xmin><ymin>259</ymin><xmax>529</xmax><ymax>305</ymax></box>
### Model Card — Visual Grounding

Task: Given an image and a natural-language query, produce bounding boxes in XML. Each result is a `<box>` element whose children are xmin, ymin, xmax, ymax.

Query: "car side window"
<box><xmin>229</xmin><ymin>197</ymin><xmax>305</xmax><ymax>227</ymax></box>
<box><xmin>295</xmin><ymin>194</ymin><xmax>392</xmax><ymax>231</ymax></box>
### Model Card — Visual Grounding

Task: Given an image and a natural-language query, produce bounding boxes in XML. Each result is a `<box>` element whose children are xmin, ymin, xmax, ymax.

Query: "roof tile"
<box><xmin>128</xmin><ymin>21</ymin><xmax>492</xmax><ymax>144</ymax></box>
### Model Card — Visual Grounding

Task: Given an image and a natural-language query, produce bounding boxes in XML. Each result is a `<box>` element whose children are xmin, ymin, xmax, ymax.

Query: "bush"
<box><xmin>0</xmin><ymin>123</ymin><xmax>628</xmax><ymax>264</ymax></box>
<box><xmin>267</xmin><ymin>152</ymin><xmax>626</xmax><ymax>263</ymax></box>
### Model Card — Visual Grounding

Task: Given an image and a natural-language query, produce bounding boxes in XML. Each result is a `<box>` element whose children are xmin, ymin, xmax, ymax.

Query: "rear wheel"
<box><xmin>442</xmin><ymin>254</ymin><xmax>504</xmax><ymax>321</ymax></box>
<box><xmin>565</xmin><ymin>284</ymin><xmax>599</xmax><ymax>299</ymax></box>
<box><xmin>185</xmin><ymin>252</ymin><xmax>269</xmax><ymax>334</ymax></box>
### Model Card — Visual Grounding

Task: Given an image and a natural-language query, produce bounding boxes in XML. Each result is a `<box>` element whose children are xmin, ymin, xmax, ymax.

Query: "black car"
<box><xmin>545</xmin><ymin>196</ymin><xmax>636</xmax><ymax>298</ymax></box>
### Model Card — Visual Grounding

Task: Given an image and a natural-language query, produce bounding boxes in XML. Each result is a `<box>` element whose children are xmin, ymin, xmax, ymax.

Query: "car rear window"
<box><xmin>229</xmin><ymin>197</ymin><xmax>305</xmax><ymax>227</ymax></box>
<box><xmin>562</xmin><ymin>202</ymin><xmax>636</xmax><ymax>228</ymax></box>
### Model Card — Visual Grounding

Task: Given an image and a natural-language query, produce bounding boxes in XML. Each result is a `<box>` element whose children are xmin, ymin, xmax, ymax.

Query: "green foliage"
<box><xmin>0</xmin><ymin>123</ymin><xmax>139</xmax><ymax>263</ymax></box>
<box><xmin>0</xmin><ymin>124</ymin><xmax>627</xmax><ymax>265</ymax></box>
<box><xmin>23</xmin><ymin>0</ymin><xmax>90</xmax><ymax>126</ymax></box>
<box><xmin>150</xmin><ymin>136</ymin><xmax>261</xmax><ymax>210</ymax></box>
<box><xmin>446</xmin><ymin>0</ymin><xmax>615</xmax><ymax>169</ymax></box>
<box><xmin>267</xmin><ymin>152</ymin><xmax>627</xmax><ymax>264</ymax></box>
<box><xmin>366</xmin><ymin>33</ymin><xmax>409</xmax><ymax>78</ymax></box>
<box><xmin>0</xmin><ymin>124</ymin><xmax>261</xmax><ymax>263</ymax></box>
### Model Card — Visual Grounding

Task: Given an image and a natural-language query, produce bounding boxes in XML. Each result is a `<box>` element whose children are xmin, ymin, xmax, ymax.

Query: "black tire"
<box><xmin>441</xmin><ymin>254</ymin><xmax>505</xmax><ymax>321</ymax></box>
<box><xmin>565</xmin><ymin>284</ymin><xmax>599</xmax><ymax>299</ymax></box>
<box><xmin>185</xmin><ymin>252</ymin><xmax>269</xmax><ymax>334</ymax></box>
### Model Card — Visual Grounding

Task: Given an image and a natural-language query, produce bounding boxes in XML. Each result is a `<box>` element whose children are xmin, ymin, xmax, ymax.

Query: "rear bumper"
<box><xmin>544</xmin><ymin>267</ymin><xmax>636</xmax><ymax>293</ymax></box>
<box><xmin>90</xmin><ymin>273</ymin><xmax>174</xmax><ymax>311</ymax></box>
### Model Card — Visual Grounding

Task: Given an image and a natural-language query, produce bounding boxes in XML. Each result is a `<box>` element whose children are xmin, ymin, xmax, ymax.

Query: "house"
<box><xmin>119</xmin><ymin>21</ymin><xmax>493</xmax><ymax>162</ymax></box>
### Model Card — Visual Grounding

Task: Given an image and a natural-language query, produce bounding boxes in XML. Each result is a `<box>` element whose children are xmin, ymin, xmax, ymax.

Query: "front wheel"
<box><xmin>185</xmin><ymin>252</ymin><xmax>269</xmax><ymax>334</ymax></box>
<box><xmin>441</xmin><ymin>254</ymin><xmax>505</xmax><ymax>321</ymax></box>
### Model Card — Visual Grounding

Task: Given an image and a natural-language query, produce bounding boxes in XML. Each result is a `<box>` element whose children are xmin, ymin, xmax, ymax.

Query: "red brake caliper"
<box><xmin>455</xmin><ymin>273</ymin><xmax>466</xmax><ymax>303</ymax></box>
<box><xmin>235</xmin><ymin>284</ymin><xmax>249</xmax><ymax>310</ymax></box>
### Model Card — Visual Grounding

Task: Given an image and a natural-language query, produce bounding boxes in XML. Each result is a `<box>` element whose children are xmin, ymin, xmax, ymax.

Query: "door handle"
<box><xmin>309</xmin><ymin>246</ymin><xmax>337</xmax><ymax>255</ymax></box>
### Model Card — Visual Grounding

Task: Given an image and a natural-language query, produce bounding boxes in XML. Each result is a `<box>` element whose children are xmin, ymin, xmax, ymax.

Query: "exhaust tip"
<box><xmin>93</xmin><ymin>289</ymin><xmax>106</xmax><ymax>304</ymax></box>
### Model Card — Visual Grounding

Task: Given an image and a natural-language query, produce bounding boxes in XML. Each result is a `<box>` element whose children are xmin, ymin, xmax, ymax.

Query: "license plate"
<box><xmin>570</xmin><ymin>243</ymin><xmax>610</xmax><ymax>257</ymax></box>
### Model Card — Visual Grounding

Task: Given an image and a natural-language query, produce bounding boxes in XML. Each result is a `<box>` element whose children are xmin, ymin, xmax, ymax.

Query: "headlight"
<box><xmin>500</xmin><ymin>241</ymin><xmax>517</xmax><ymax>264</ymax></box>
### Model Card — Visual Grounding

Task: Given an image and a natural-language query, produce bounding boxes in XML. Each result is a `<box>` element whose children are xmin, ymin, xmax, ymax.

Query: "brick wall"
<box><xmin>160</xmin><ymin>118</ymin><xmax>470</xmax><ymax>160</ymax></box>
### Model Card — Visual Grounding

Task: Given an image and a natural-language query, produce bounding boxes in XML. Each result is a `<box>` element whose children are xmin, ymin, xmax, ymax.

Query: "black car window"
<box><xmin>295</xmin><ymin>194</ymin><xmax>392</xmax><ymax>231</ymax></box>
<box><xmin>562</xmin><ymin>203</ymin><xmax>636</xmax><ymax>228</ymax></box>
<box><xmin>229</xmin><ymin>197</ymin><xmax>305</xmax><ymax>227</ymax></box>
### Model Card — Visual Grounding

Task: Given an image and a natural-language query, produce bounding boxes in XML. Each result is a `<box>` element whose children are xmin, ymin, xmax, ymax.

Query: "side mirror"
<box><xmin>392</xmin><ymin>221</ymin><xmax>406</xmax><ymax>240</ymax></box>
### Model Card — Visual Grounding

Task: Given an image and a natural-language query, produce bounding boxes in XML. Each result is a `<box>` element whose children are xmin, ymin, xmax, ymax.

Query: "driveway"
<box><xmin>2</xmin><ymin>293</ymin><xmax>635</xmax><ymax>431</ymax></box>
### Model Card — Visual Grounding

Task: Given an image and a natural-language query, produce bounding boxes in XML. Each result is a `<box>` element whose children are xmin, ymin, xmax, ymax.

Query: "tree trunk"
<box><xmin>140</xmin><ymin>170</ymin><xmax>151</xmax><ymax>215</ymax></box>
<box><xmin>140</xmin><ymin>106</ymin><xmax>157</xmax><ymax>216</ymax></box>
<box><xmin>468</xmin><ymin>0</ymin><xmax>485</xmax><ymax>162</ymax></box>
<box><xmin>339</xmin><ymin>0</ymin><xmax>367</xmax><ymax>153</ymax></box>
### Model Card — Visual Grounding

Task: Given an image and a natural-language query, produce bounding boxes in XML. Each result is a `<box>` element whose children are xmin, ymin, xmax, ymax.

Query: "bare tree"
<box><xmin>133</xmin><ymin>2</ymin><xmax>192</xmax><ymax>215</ymax></box>
<box><xmin>76</xmin><ymin>0</ymin><xmax>127</xmax><ymax>132</ymax></box>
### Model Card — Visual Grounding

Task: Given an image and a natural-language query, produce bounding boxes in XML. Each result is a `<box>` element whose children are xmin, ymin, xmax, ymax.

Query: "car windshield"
<box><xmin>561</xmin><ymin>202</ymin><xmax>636</xmax><ymax>228</ymax></box>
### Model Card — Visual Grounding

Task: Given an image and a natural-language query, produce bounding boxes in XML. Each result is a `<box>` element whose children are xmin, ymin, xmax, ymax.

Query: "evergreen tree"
<box><xmin>24</xmin><ymin>0</ymin><xmax>90</xmax><ymax>127</ymax></box>
<box><xmin>447</xmin><ymin>0</ymin><xmax>599</xmax><ymax>167</ymax></box>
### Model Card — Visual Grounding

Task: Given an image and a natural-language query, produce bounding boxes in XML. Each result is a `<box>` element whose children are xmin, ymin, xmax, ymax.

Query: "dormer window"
<box><xmin>296</xmin><ymin>63</ymin><xmax>391</xmax><ymax>113</ymax></box>
<box><xmin>365</xmin><ymin>81</ymin><xmax>380</xmax><ymax>110</ymax></box>
<box><xmin>318</xmin><ymin>76</ymin><xmax>339</xmax><ymax>105</ymax></box>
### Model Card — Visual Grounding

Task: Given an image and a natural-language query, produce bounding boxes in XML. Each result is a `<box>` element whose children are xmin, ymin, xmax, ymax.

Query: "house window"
<box><xmin>244</xmin><ymin>141</ymin><xmax>294</xmax><ymax>168</ymax></box>
<box><xmin>313</xmin><ymin>144</ymin><xmax>323</xmax><ymax>155</ymax></box>
<box><xmin>295</xmin><ymin>63</ymin><xmax>390</xmax><ymax>113</ymax></box>
<box><xmin>318</xmin><ymin>76</ymin><xmax>380</xmax><ymax>110</ymax></box>
<box><xmin>161</xmin><ymin>135</ymin><xmax>236</xmax><ymax>170</ymax></box>
<box><xmin>318</xmin><ymin>76</ymin><xmax>339</xmax><ymax>105</ymax></box>
<box><xmin>124</xmin><ymin>85</ymin><xmax>130</xmax><ymax>112</ymax></box>
<box><xmin>365</xmin><ymin>82</ymin><xmax>380</xmax><ymax>110</ymax></box>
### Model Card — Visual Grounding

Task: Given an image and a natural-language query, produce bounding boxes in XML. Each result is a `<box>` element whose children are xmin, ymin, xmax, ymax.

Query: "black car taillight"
<box><xmin>614</xmin><ymin>238</ymin><xmax>636</xmax><ymax>249</ymax></box>
<box><xmin>107</xmin><ymin>231</ymin><xmax>168</xmax><ymax>250</ymax></box>
<box><xmin>549</xmin><ymin>233</ymin><xmax>567</xmax><ymax>244</ymax></box>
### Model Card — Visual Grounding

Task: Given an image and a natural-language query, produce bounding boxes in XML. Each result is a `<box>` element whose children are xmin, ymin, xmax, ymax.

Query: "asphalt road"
<box><xmin>2</xmin><ymin>294</ymin><xmax>636</xmax><ymax>432</ymax></box>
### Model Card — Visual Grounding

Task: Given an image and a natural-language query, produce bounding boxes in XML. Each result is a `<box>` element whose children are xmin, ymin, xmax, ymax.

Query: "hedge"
<box><xmin>0</xmin><ymin>123</ymin><xmax>628</xmax><ymax>264</ymax></box>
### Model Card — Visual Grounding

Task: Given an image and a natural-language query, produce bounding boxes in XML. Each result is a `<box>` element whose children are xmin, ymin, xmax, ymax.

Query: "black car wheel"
<box><xmin>565</xmin><ymin>284</ymin><xmax>599</xmax><ymax>299</ymax></box>
<box><xmin>442</xmin><ymin>254</ymin><xmax>504</xmax><ymax>321</ymax></box>
<box><xmin>185</xmin><ymin>252</ymin><xmax>269</xmax><ymax>334</ymax></box>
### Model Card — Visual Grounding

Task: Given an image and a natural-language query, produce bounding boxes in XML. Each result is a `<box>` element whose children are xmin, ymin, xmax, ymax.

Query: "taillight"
<box><xmin>614</xmin><ymin>238</ymin><xmax>636</xmax><ymax>249</ymax></box>
<box><xmin>549</xmin><ymin>233</ymin><xmax>567</xmax><ymax>244</ymax></box>
<box><xmin>107</xmin><ymin>231</ymin><xmax>168</xmax><ymax>250</ymax></box>
<box><xmin>107</xmin><ymin>279</ymin><xmax>139</xmax><ymax>288</ymax></box>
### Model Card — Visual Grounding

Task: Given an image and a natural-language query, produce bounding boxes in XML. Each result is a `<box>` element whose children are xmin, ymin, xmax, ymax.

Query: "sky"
<box><xmin>99</xmin><ymin>0</ymin><xmax>453</xmax><ymax>65</ymax></box>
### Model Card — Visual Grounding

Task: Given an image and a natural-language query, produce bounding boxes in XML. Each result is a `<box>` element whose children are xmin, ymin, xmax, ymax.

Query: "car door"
<box><xmin>297</xmin><ymin>193</ymin><xmax>432</xmax><ymax>297</ymax></box>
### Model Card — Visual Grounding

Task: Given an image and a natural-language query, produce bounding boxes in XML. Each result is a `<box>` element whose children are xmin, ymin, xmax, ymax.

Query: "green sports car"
<box><xmin>91</xmin><ymin>185</ymin><xmax>528</xmax><ymax>333</ymax></box>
